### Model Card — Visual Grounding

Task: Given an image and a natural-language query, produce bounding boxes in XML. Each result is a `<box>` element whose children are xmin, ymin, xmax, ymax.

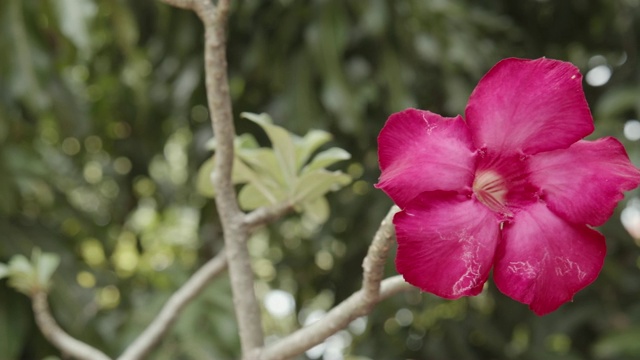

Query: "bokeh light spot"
<box><xmin>624</xmin><ymin>120</ymin><xmax>640</xmax><ymax>141</ymax></box>
<box><xmin>77</xmin><ymin>271</ymin><xmax>96</xmax><ymax>288</ymax></box>
<box><xmin>98</xmin><ymin>285</ymin><xmax>120</xmax><ymax>309</ymax></box>
<box><xmin>84</xmin><ymin>135</ymin><xmax>103</xmax><ymax>153</ymax></box>
<box><xmin>315</xmin><ymin>250</ymin><xmax>334</xmax><ymax>271</ymax></box>
<box><xmin>264</xmin><ymin>289</ymin><xmax>296</xmax><ymax>319</ymax></box>
<box><xmin>62</xmin><ymin>137</ymin><xmax>81</xmax><ymax>155</ymax></box>
<box><xmin>585</xmin><ymin>65</ymin><xmax>611</xmax><ymax>87</ymax></box>
<box><xmin>80</xmin><ymin>238</ymin><xmax>106</xmax><ymax>267</ymax></box>
<box><xmin>83</xmin><ymin>161</ymin><xmax>103</xmax><ymax>184</ymax></box>
<box><xmin>113</xmin><ymin>157</ymin><xmax>132</xmax><ymax>175</ymax></box>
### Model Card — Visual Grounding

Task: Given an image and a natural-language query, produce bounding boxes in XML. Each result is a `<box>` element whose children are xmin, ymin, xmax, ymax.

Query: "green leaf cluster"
<box><xmin>0</xmin><ymin>248</ymin><xmax>60</xmax><ymax>296</ymax></box>
<box><xmin>197</xmin><ymin>112</ymin><xmax>351</xmax><ymax>226</ymax></box>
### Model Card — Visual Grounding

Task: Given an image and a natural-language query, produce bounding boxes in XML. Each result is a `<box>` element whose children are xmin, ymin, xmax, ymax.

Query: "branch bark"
<box><xmin>199</xmin><ymin>0</ymin><xmax>265</xmax><ymax>355</ymax></box>
<box><xmin>244</xmin><ymin>201</ymin><xmax>294</xmax><ymax>232</ymax></box>
<box><xmin>159</xmin><ymin>0</ymin><xmax>265</xmax><ymax>355</ymax></box>
<box><xmin>362</xmin><ymin>206</ymin><xmax>399</xmax><ymax>301</ymax></box>
<box><xmin>32</xmin><ymin>291</ymin><xmax>112</xmax><ymax>360</ymax></box>
<box><xmin>257</xmin><ymin>276</ymin><xmax>413</xmax><ymax>360</ymax></box>
<box><xmin>118</xmin><ymin>250</ymin><xmax>227</xmax><ymax>360</ymax></box>
<box><xmin>257</xmin><ymin>207</ymin><xmax>413</xmax><ymax>360</ymax></box>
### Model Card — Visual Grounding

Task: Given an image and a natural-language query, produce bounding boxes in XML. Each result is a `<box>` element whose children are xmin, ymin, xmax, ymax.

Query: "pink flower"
<box><xmin>376</xmin><ymin>58</ymin><xmax>640</xmax><ymax>315</ymax></box>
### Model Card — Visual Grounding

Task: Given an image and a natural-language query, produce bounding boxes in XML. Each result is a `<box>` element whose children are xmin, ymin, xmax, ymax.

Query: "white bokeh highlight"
<box><xmin>264</xmin><ymin>290</ymin><xmax>296</xmax><ymax>319</ymax></box>
<box><xmin>585</xmin><ymin>65</ymin><xmax>612</xmax><ymax>87</ymax></box>
<box><xmin>624</xmin><ymin>120</ymin><xmax>640</xmax><ymax>141</ymax></box>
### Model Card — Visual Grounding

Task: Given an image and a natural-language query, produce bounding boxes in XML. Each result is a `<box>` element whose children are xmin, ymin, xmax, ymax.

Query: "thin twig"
<box><xmin>362</xmin><ymin>206</ymin><xmax>399</xmax><ymax>301</ymax></box>
<box><xmin>257</xmin><ymin>275</ymin><xmax>414</xmax><ymax>360</ymax></box>
<box><xmin>32</xmin><ymin>291</ymin><xmax>112</xmax><ymax>360</ymax></box>
<box><xmin>256</xmin><ymin>207</ymin><xmax>411</xmax><ymax>360</ymax></box>
<box><xmin>118</xmin><ymin>250</ymin><xmax>228</xmax><ymax>360</ymax></box>
<box><xmin>243</xmin><ymin>201</ymin><xmax>294</xmax><ymax>232</ymax></box>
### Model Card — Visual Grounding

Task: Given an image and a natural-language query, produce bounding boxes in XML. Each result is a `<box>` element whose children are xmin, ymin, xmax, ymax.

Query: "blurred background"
<box><xmin>1</xmin><ymin>0</ymin><xmax>640</xmax><ymax>359</ymax></box>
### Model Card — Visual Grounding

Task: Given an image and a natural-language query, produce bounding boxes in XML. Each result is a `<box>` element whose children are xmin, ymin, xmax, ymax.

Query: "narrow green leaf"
<box><xmin>236</xmin><ymin>148</ymin><xmax>286</xmax><ymax>187</ymax></box>
<box><xmin>36</xmin><ymin>253</ymin><xmax>60</xmax><ymax>290</ymax></box>
<box><xmin>236</xmin><ymin>133</ymin><xmax>260</xmax><ymax>149</ymax></box>
<box><xmin>196</xmin><ymin>156</ymin><xmax>261</xmax><ymax>198</ymax></box>
<box><xmin>295</xmin><ymin>129</ymin><xmax>333</xmax><ymax>169</ymax></box>
<box><xmin>241</xmin><ymin>112</ymin><xmax>297</xmax><ymax>185</ymax></box>
<box><xmin>302</xmin><ymin>147</ymin><xmax>351</xmax><ymax>174</ymax></box>
<box><xmin>238</xmin><ymin>183</ymin><xmax>284</xmax><ymax>210</ymax></box>
<box><xmin>293</xmin><ymin>170</ymin><xmax>351</xmax><ymax>203</ymax></box>
<box><xmin>7</xmin><ymin>253</ymin><xmax>38</xmax><ymax>294</ymax></box>
<box><xmin>8</xmin><ymin>255</ymin><xmax>32</xmax><ymax>275</ymax></box>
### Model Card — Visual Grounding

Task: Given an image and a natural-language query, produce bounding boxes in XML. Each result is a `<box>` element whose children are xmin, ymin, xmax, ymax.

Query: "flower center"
<box><xmin>473</xmin><ymin>170</ymin><xmax>508</xmax><ymax>213</ymax></box>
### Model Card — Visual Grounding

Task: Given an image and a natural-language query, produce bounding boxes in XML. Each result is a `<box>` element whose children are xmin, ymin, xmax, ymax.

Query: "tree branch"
<box><xmin>32</xmin><ymin>291</ymin><xmax>112</xmax><ymax>360</ymax></box>
<box><xmin>257</xmin><ymin>207</ymin><xmax>412</xmax><ymax>360</ymax></box>
<box><xmin>362</xmin><ymin>206</ymin><xmax>399</xmax><ymax>301</ymax></box>
<box><xmin>117</xmin><ymin>250</ymin><xmax>228</xmax><ymax>360</ymax></box>
<box><xmin>257</xmin><ymin>274</ymin><xmax>414</xmax><ymax>360</ymax></box>
<box><xmin>186</xmin><ymin>0</ymin><xmax>265</xmax><ymax>356</ymax></box>
<box><xmin>243</xmin><ymin>201</ymin><xmax>294</xmax><ymax>232</ymax></box>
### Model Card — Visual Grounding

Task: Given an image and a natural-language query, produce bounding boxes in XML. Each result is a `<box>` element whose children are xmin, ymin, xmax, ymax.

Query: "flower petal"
<box><xmin>529</xmin><ymin>137</ymin><xmax>640</xmax><ymax>226</ymax></box>
<box><xmin>466</xmin><ymin>58</ymin><xmax>594</xmax><ymax>155</ymax></box>
<box><xmin>395</xmin><ymin>191</ymin><xmax>501</xmax><ymax>299</ymax></box>
<box><xmin>494</xmin><ymin>202</ymin><xmax>606</xmax><ymax>315</ymax></box>
<box><xmin>376</xmin><ymin>109</ymin><xmax>476</xmax><ymax>208</ymax></box>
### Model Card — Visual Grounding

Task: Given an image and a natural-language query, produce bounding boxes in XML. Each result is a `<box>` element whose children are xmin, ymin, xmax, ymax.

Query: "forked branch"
<box><xmin>257</xmin><ymin>207</ymin><xmax>414</xmax><ymax>360</ymax></box>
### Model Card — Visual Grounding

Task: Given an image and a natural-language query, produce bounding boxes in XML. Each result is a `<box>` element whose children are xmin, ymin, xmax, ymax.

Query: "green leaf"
<box><xmin>293</xmin><ymin>170</ymin><xmax>351</xmax><ymax>203</ymax></box>
<box><xmin>8</xmin><ymin>255</ymin><xmax>32</xmax><ymax>275</ymax></box>
<box><xmin>236</xmin><ymin>133</ymin><xmax>260</xmax><ymax>149</ymax></box>
<box><xmin>295</xmin><ymin>129</ymin><xmax>333</xmax><ymax>169</ymax></box>
<box><xmin>196</xmin><ymin>158</ymin><xmax>216</xmax><ymax>197</ymax></box>
<box><xmin>196</xmin><ymin>156</ymin><xmax>260</xmax><ymax>198</ymax></box>
<box><xmin>35</xmin><ymin>252</ymin><xmax>60</xmax><ymax>290</ymax></box>
<box><xmin>4</xmin><ymin>249</ymin><xmax>60</xmax><ymax>294</ymax></box>
<box><xmin>242</xmin><ymin>112</ymin><xmax>297</xmax><ymax>185</ymax></box>
<box><xmin>238</xmin><ymin>183</ymin><xmax>284</xmax><ymax>210</ymax></box>
<box><xmin>302</xmin><ymin>147</ymin><xmax>351</xmax><ymax>174</ymax></box>
<box><xmin>236</xmin><ymin>148</ymin><xmax>286</xmax><ymax>187</ymax></box>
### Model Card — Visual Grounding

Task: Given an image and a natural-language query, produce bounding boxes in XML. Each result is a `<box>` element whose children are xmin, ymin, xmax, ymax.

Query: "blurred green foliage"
<box><xmin>1</xmin><ymin>0</ymin><xmax>640</xmax><ymax>359</ymax></box>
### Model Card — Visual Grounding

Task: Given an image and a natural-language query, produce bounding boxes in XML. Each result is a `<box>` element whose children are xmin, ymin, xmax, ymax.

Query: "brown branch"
<box><xmin>32</xmin><ymin>291</ymin><xmax>112</xmax><ymax>360</ymax></box>
<box><xmin>189</xmin><ymin>0</ymin><xmax>265</xmax><ymax>356</ymax></box>
<box><xmin>362</xmin><ymin>206</ymin><xmax>399</xmax><ymax>301</ymax></box>
<box><xmin>118</xmin><ymin>250</ymin><xmax>228</xmax><ymax>360</ymax></box>
<box><xmin>256</xmin><ymin>206</ymin><xmax>411</xmax><ymax>360</ymax></box>
<box><xmin>257</xmin><ymin>275</ymin><xmax>414</xmax><ymax>360</ymax></box>
<box><xmin>243</xmin><ymin>201</ymin><xmax>294</xmax><ymax>232</ymax></box>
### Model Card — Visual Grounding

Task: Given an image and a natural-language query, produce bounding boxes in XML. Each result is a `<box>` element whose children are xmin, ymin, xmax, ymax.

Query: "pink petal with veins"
<box><xmin>376</xmin><ymin>109</ymin><xmax>476</xmax><ymax>208</ymax></box>
<box><xmin>494</xmin><ymin>202</ymin><xmax>606</xmax><ymax>315</ymax></box>
<box><xmin>395</xmin><ymin>191</ymin><xmax>500</xmax><ymax>299</ymax></box>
